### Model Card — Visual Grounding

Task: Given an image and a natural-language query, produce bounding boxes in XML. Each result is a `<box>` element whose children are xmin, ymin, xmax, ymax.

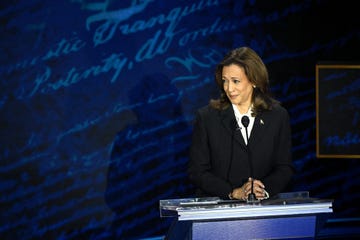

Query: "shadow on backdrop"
<box><xmin>104</xmin><ymin>73</ymin><xmax>194</xmax><ymax>239</ymax></box>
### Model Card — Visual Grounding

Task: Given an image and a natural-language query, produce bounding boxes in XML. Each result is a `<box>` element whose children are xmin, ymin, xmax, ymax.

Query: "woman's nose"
<box><xmin>227</xmin><ymin>82</ymin><xmax>234</xmax><ymax>91</ymax></box>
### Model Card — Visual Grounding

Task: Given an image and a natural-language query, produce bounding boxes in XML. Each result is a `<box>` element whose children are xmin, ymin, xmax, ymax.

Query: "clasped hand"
<box><xmin>231</xmin><ymin>178</ymin><xmax>267</xmax><ymax>200</ymax></box>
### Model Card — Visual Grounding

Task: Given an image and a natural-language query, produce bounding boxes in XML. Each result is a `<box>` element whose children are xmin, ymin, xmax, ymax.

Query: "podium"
<box><xmin>160</xmin><ymin>192</ymin><xmax>333</xmax><ymax>240</ymax></box>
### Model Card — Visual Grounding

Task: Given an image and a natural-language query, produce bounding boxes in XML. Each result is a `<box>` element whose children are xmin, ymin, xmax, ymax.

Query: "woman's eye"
<box><xmin>233</xmin><ymin>79</ymin><xmax>240</xmax><ymax>84</ymax></box>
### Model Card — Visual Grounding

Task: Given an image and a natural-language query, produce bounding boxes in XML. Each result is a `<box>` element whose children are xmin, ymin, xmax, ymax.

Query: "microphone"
<box><xmin>241</xmin><ymin>115</ymin><xmax>249</xmax><ymax>130</ymax></box>
<box><xmin>241</xmin><ymin>116</ymin><xmax>258</xmax><ymax>203</ymax></box>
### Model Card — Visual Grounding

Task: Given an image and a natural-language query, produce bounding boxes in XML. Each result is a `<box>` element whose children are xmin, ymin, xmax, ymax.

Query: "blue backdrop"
<box><xmin>1</xmin><ymin>0</ymin><xmax>359</xmax><ymax>239</ymax></box>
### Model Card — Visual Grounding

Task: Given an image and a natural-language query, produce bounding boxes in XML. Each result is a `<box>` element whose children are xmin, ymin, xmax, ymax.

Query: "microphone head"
<box><xmin>241</xmin><ymin>116</ymin><xmax>250</xmax><ymax>128</ymax></box>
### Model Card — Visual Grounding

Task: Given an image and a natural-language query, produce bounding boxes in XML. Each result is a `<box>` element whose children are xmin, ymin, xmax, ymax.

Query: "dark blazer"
<box><xmin>188</xmin><ymin>103</ymin><xmax>294</xmax><ymax>199</ymax></box>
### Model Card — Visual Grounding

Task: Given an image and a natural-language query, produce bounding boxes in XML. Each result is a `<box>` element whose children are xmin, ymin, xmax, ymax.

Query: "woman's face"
<box><xmin>222</xmin><ymin>64</ymin><xmax>254</xmax><ymax>108</ymax></box>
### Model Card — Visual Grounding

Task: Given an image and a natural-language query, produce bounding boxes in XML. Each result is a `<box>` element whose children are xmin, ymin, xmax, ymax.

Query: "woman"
<box><xmin>188</xmin><ymin>47</ymin><xmax>294</xmax><ymax>201</ymax></box>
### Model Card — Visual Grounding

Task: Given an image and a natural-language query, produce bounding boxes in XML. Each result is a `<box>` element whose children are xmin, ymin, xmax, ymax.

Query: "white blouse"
<box><xmin>232</xmin><ymin>104</ymin><xmax>255</xmax><ymax>145</ymax></box>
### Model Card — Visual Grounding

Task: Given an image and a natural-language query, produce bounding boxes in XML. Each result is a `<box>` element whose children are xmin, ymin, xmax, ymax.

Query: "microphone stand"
<box><xmin>241</xmin><ymin>116</ymin><xmax>259</xmax><ymax>204</ymax></box>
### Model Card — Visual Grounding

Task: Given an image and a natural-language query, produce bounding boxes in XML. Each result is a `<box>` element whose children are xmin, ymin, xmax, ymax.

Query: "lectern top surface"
<box><xmin>159</xmin><ymin>192</ymin><xmax>333</xmax><ymax>220</ymax></box>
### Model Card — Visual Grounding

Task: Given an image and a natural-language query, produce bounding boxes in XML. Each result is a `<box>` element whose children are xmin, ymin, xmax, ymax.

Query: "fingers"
<box><xmin>231</xmin><ymin>187</ymin><xmax>247</xmax><ymax>200</ymax></box>
<box><xmin>232</xmin><ymin>181</ymin><xmax>266</xmax><ymax>200</ymax></box>
<box><xmin>246</xmin><ymin>178</ymin><xmax>266</xmax><ymax>199</ymax></box>
<box><xmin>248</xmin><ymin>178</ymin><xmax>264</xmax><ymax>188</ymax></box>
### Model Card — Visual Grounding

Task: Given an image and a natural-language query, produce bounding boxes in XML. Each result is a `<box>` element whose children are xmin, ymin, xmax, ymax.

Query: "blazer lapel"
<box><xmin>220</xmin><ymin>107</ymin><xmax>247</xmax><ymax>148</ymax></box>
<box><xmin>248</xmin><ymin>112</ymin><xmax>270</xmax><ymax>147</ymax></box>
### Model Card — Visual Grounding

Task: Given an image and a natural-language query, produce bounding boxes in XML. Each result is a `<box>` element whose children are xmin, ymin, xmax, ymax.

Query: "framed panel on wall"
<box><xmin>316</xmin><ymin>63</ymin><xmax>360</xmax><ymax>158</ymax></box>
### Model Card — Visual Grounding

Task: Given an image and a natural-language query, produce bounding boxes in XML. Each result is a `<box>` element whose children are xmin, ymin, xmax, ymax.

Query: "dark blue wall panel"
<box><xmin>1</xmin><ymin>0</ymin><xmax>359</xmax><ymax>239</ymax></box>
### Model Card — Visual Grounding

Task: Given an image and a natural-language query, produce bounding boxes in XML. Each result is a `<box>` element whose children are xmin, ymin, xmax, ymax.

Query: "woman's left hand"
<box><xmin>243</xmin><ymin>178</ymin><xmax>267</xmax><ymax>200</ymax></box>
